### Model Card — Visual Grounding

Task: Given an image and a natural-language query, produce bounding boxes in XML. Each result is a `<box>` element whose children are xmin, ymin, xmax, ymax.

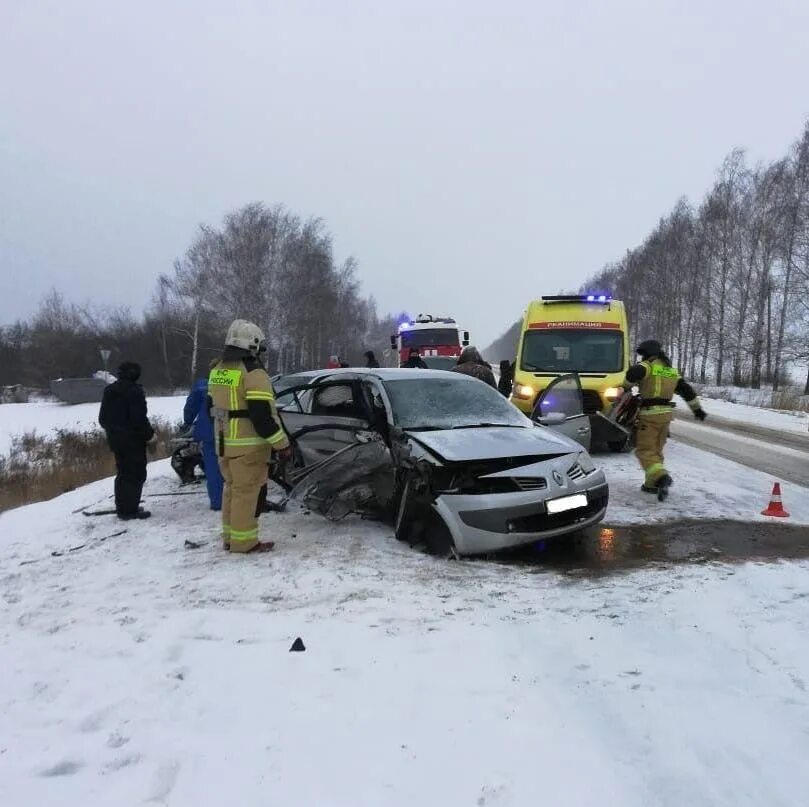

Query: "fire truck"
<box><xmin>390</xmin><ymin>315</ymin><xmax>470</xmax><ymax>369</ymax></box>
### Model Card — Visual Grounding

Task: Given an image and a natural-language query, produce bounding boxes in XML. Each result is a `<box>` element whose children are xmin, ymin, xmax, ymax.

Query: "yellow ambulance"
<box><xmin>511</xmin><ymin>295</ymin><xmax>631</xmax><ymax>448</ymax></box>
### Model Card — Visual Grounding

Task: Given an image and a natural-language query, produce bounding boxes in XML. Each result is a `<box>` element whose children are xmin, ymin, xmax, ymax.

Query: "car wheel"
<box><xmin>424</xmin><ymin>511</ymin><xmax>456</xmax><ymax>558</ymax></box>
<box><xmin>393</xmin><ymin>475</ymin><xmax>417</xmax><ymax>542</ymax></box>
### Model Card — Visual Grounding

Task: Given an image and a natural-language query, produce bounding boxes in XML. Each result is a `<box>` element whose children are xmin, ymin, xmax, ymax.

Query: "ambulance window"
<box><xmin>521</xmin><ymin>330</ymin><xmax>623</xmax><ymax>373</ymax></box>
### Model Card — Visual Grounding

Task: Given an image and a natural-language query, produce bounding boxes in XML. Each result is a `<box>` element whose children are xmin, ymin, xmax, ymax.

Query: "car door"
<box><xmin>276</xmin><ymin>378</ymin><xmax>374</xmax><ymax>466</ymax></box>
<box><xmin>531</xmin><ymin>373</ymin><xmax>591</xmax><ymax>449</ymax></box>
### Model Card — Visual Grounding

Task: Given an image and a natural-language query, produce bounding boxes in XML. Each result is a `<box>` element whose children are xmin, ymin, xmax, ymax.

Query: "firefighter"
<box><xmin>208</xmin><ymin>320</ymin><xmax>291</xmax><ymax>553</ymax></box>
<box><xmin>183</xmin><ymin>360</ymin><xmax>224</xmax><ymax>510</ymax></box>
<box><xmin>99</xmin><ymin>361</ymin><xmax>154</xmax><ymax>520</ymax></box>
<box><xmin>625</xmin><ymin>339</ymin><xmax>707</xmax><ymax>501</ymax></box>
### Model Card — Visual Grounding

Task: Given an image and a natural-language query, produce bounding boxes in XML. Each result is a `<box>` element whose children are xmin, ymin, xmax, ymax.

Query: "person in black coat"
<box><xmin>498</xmin><ymin>360</ymin><xmax>515</xmax><ymax>397</ymax></box>
<box><xmin>99</xmin><ymin>361</ymin><xmax>155</xmax><ymax>519</ymax></box>
<box><xmin>364</xmin><ymin>350</ymin><xmax>380</xmax><ymax>368</ymax></box>
<box><xmin>400</xmin><ymin>348</ymin><xmax>427</xmax><ymax>369</ymax></box>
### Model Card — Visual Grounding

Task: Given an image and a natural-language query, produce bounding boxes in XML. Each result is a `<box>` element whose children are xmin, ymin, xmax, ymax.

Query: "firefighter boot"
<box><xmin>656</xmin><ymin>474</ymin><xmax>673</xmax><ymax>502</ymax></box>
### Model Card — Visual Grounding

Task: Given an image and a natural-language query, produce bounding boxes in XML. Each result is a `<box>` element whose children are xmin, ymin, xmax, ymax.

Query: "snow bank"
<box><xmin>0</xmin><ymin>396</ymin><xmax>186</xmax><ymax>456</ymax></box>
<box><xmin>680</xmin><ymin>387</ymin><xmax>809</xmax><ymax>433</ymax></box>
<box><xmin>2</xmin><ymin>462</ymin><xmax>809</xmax><ymax>806</ymax></box>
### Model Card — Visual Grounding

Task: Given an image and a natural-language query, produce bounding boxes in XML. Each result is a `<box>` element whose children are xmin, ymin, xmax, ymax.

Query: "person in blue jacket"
<box><xmin>183</xmin><ymin>368</ymin><xmax>224</xmax><ymax>510</ymax></box>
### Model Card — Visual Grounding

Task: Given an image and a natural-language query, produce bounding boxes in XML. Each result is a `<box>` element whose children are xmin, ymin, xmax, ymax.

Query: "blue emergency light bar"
<box><xmin>541</xmin><ymin>294</ymin><xmax>612</xmax><ymax>304</ymax></box>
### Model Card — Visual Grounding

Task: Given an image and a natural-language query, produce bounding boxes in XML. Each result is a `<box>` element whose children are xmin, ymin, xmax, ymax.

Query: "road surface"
<box><xmin>671</xmin><ymin>411</ymin><xmax>809</xmax><ymax>487</ymax></box>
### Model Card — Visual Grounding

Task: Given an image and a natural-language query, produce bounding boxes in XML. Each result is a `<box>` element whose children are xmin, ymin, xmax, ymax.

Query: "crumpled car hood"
<box><xmin>404</xmin><ymin>425</ymin><xmax>578</xmax><ymax>463</ymax></box>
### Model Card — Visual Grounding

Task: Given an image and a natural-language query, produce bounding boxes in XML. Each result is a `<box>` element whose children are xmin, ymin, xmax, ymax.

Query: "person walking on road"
<box><xmin>452</xmin><ymin>346</ymin><xmax>497</xmax><ymax>388</ymax></box>
<box><xmin>99</xmin><ymin>361</ymin><xmax>154</xmax><ymax>520</ymax></box>
<box><xmin>625</xmin><ymin>339</ymin><xmax>707</xmax><ymax>501</ymax></box>
<box><xmin>401</xmin><ymin>348</ymin><xmax>428</xmax><ymax>369</ymax></box>
<box><xmin>209</xmin><ymin>320</ymin><xmax>291</xmax><ymax>553</ymax></box>
<box><xmin>183</xmin><ymin>361</ymin><xmax>224</xmax><ymax>511</ymax></box>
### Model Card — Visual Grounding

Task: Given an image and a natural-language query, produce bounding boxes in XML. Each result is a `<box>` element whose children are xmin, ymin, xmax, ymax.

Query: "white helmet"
<box><xmin>225</xmin><ymin>319</ymin><xmax>265</xmax><ymax>355</ymax></box>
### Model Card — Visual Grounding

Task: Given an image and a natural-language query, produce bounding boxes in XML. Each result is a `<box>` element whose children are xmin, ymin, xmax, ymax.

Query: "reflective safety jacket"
<box><xmin>624</xmin><ymin>358</ymin><xmax>702</xmax><ymax>416</ymax></box>
<box><xmin>208</xmin><ymin>355</ymin><xmax>289</xmax><ymax>457</ymax></box>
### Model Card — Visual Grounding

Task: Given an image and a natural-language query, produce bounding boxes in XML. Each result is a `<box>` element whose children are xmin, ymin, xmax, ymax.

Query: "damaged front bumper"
<box><xmin>433</xmin><ymin>478</ymin><xmax>609</xmax><ymax>555</ymax></box>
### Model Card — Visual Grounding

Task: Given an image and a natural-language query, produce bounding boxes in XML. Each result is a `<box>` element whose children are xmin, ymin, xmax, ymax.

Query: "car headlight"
<box><xmin>603</xmin><ymin>387</ymin><xmax>622</xmax><ymax>400</ymax></box>
<box><xmin>512</xmin><ymin>383</ymin><xmax>534</xmax><ymax>400</ymax></box>
<box><xmin>578</xmin><ymin>452</ymin><xmax>597</xmax><ymax>474</ymax></box>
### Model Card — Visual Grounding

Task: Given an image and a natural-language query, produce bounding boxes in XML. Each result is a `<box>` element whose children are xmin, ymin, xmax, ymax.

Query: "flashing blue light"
<box><xmin>398</xmin><ymin>322</ymin><xmax>410</xmax><ymax>332</ymax></box>
<box><xmin>586</xmin><ymin>295</ymin><xmax>595</xmax><ymax>302</ymax></box>
<box><xmin>598</xmin><ymin>294</ymin><xmax>607</xmax><ymax>302</ymax></box>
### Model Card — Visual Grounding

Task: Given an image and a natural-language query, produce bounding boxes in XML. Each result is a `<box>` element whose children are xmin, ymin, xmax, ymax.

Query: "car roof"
<box><xmin>276</xmin><ymin>367</ymin><xmax>473</xmax><ymax>382</ymax></box>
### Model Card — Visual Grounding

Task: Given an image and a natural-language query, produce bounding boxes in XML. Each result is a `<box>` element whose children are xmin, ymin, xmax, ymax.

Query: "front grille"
<box><xmin>512</xmin><ymin>477</ymin><xmax>547</xmax><ymax>491</ymax></box>
<box><xmin>509</xmin><ymin>486</ymin><xmax>609</xmax><ymax>533</ymax></box>
<box><xmin>529</xmin><ymin>388</ymin><xmax>602</xmax><ymax>414</ymax></box>
<box><xmin>566</xmin><ymin>463</ymin><xmax>586</xmax><ymax>481</ymax></box>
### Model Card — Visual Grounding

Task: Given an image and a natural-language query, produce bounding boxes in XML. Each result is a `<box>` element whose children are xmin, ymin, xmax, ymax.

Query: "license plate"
<box><xmin>546</xmin><ymin>493</ymin><xmax>588</xmax><ymax>514</ymax></box>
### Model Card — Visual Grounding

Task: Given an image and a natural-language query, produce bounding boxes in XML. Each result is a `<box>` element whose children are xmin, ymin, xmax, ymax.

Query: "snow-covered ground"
<box><xmin>675</xmin><ymin>395</ymin><xmax>809</xmax><ymax>435</ymax></box>
<box><xmin>2</xmin><ymin>461</ymin><xmax>809</xmax><ymax>807</ymax></box>
<box><xmin>602</xmin><ymin>439</ymin><xmax>809</xmax><ymax>525</ymax></box>
<box><xmin>0</xmin><ymin>397</ymin><xmax>186</xmax><ymax>456</ymax></box>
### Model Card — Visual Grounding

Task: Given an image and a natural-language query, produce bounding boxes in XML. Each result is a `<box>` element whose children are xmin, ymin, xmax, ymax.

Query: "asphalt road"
<box><xmin>670</xmin><ymin>412</ymin><xmax>809</xmax><ymax>487</ymax></box>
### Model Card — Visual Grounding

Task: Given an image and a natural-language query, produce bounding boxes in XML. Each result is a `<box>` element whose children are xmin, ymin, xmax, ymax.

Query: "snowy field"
<box><xmin>2</xmin><ymin>460</ymin><xmax>809</xmax><ymax>807</ymax></box>
<box><xmin>675</xmin><ymin>395</ymin><xmax>809</xmax><ymax>435</ymax></box>
<box><xmin>0</xmin><ymin>397</ymin><xmax>186</xmax><ymax>456</ymax></box>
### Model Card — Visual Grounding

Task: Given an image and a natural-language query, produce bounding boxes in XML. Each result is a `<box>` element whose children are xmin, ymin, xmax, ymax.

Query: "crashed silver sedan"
<box><xmin>274</xmin><ymin>368</ymin><xmax>608</xmax><ymax>556</ymax></box>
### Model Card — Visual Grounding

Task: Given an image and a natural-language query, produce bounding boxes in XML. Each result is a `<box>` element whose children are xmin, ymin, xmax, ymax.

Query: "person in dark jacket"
<box><xmin>452</xmin><ymin>346</ymin><xmax>497</xmax><ymax>387</ymax></box>
<box><xmin>99</xmin><ymin>361</ymin><xmax>154</xmax><ymax>520</ymax></box>
<box><xmin>183</xmin><ymin>362</ymin><xmax>224</xmax><ymax>510</ymax></box>
<box><xmin>364</xmin><ymin>350</ymin><xmax>380</xmax><ymax>368</ymax></box>
<box><xmin>497</xmin><ymin>360</ymin><xmax>514</xmax><ymax>397</ymax></box>
<box><xmin>401</xmin><ymin>348</ymin><xmax>427</xmax><ymax>369</ymax></box>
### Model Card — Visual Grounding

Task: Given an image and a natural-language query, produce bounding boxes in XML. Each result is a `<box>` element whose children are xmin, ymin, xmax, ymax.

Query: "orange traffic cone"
<box><xmin>761</xmin><ymin>482</ymin><xmax>790</xmax><ymax>518</ymax></box>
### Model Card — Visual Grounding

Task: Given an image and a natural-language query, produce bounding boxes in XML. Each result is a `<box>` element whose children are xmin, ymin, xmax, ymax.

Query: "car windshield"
<box><xmin>401</xmin><ymin>328</ymin><xmax>459</xmax><ymax>349</ymax></box>
<box><xmin>422</xmin><ymin>356</ymin><xmax>458</xmax><ymax>370</ymax></box>
<box><xmin>273</xmin><ymin>373</ymin><xmax>317</xmax><ymax>394</ymax></box>
<box><xmin>521</xmin><ymin>329</ymin><xmax>624</xmax><ymax>373</ymax></box>
<box><xmin>384</xmin><ymin>377</ymin><xmax>529</xmax><ymax>430</ymax></box>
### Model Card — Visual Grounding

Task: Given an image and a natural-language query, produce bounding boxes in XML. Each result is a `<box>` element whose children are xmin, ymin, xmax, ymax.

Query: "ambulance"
<box><xmin>510</xmin><ymin>295</ymin><xmax>631</xmax><ymax>450</ymax></box>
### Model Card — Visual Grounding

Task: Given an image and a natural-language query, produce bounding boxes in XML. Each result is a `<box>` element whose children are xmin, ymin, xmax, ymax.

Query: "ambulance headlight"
<box><xmin>604</xmin><ymin>387</ymin><xmax>621</xmax><ymax>400</ymax></box>
<box><xmin>513</xmin><ymin>384</ymin><xmax>534</xmax><ymax>400</ymax></box>
<box><xmin>578</xmin><ymin>453</ymin><xmax>597</xmax><ymax>474</ymax></box>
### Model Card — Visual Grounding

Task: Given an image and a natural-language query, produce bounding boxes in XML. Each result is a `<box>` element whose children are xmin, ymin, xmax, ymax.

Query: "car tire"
<box><xmin>424</xmin><ymin>511</ymin><xmax>456</xmax><ymax>558</ymax></box>
<box><xmin>393</xmin><ymin>475</ymin><xmax>417</xmax><ymax>543</ymax></box>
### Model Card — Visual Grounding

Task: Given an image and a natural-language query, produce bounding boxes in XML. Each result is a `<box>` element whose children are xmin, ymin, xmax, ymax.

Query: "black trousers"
<box><xmin>112</xmin><ymin>443</ymin><xmax>147</xmax><ymax>516</ymax></box>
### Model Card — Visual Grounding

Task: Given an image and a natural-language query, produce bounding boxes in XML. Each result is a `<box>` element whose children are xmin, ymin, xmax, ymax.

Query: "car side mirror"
<box><xmin>537</xmin><ymin>411</ymin><xmax>567</xmax><ymax>426</ymax></box>
<box><xmin>390</xmin><ymin>336</ymin><xmax>397</xmax><ymax>351</ymax></box>
<box><xmin>462</xmin><ymin>331</ymin><xmax>470</xmax><ymax>346</ymax></box>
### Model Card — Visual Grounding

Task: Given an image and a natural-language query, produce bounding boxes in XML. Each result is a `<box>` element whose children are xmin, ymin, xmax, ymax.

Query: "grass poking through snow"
<box><xmin>0</xmin><ymin>421</ymin><xmax>177</xmax><ymax>512</ymax></box>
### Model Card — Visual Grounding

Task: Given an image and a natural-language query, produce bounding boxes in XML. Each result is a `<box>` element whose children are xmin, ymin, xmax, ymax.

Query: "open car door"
<box><xmin>276</xmin><ymin>378</ymin><xmax>374</xmax><ymax>467</ymax></box>
<box><xmin>531</xmin><ymin>373</ymin><xmax>591</xmax><ymax>450</ymax></box>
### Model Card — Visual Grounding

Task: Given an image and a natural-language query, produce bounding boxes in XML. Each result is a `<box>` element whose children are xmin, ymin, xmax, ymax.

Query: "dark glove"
<box><xmin>275</xmin><ymin>445</ymin><xmax>293</xmax><ymax>462</ymax></box>
<box><xmin>693</xmin><ymin>408</ymin><xmax>707</xmax><ymax>421</ymax></box>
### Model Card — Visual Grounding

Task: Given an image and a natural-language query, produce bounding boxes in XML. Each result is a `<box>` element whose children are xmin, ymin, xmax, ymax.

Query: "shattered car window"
<box><xmin>384</xmin><ymin>377</ymin><xmax>529</xmax><ymax>430</ymax></box>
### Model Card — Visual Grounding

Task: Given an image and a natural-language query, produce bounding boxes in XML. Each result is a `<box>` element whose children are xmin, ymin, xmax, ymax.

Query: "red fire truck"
<box><xmin>390</xmin><ymin>315</ymin><xmax>470</xmax><ymax>369</ymax></box>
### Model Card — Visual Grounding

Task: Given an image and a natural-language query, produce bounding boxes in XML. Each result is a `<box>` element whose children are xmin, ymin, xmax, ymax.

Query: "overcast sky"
<box><xmin>2</xmin><ymin>0</ymin><xmax>808</xmax><ymax>347</ymax></box>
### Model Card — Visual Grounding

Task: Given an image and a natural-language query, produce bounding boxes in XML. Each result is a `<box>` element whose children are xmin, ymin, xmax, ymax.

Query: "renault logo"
<box><xmin>552</xmin><ymin>470</ymin><xmax>564</xmax><ymax>485</ymax></box>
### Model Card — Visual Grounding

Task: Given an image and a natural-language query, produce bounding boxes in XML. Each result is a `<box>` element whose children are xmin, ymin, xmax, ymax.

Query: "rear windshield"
<box><xmin>401</xmin><ymin>328</ymin><xmax>459</xmax><ymax>349</ymax></box>
<box><xmin>521</xmin><ymin>329</ymin><xmax>624</xmax><ymax>373</ymax></box>
<box><xmin>384</xmin><ymin>377</ymin><xmax>528</xmax><ymax>430</ymax></box>
<box><xmin>422</xmin><ymin>356</ymin><xmax>458</xmax><ymax>370</ymax></box>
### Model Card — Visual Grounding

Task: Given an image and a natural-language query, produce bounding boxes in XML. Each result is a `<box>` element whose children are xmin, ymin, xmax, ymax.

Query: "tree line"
<box><xmin>586</xmin><ymin>122</ymin><xmax>809</xmax><ymax>393</ymax></box>
<box><xmin>486</xmin><ymin>121</ymin><xmax>809</xmax><ymax>395</ymax></box>
<box><xmin>0</xmin><ymin>203</ymin><xmax>403</xmax><ymax>391</ymax></box>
